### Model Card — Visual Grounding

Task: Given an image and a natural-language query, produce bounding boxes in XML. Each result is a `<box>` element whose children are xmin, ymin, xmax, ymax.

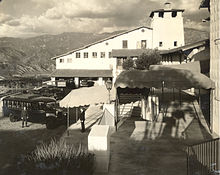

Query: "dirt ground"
<box><xmin>0</xmin><ymin>113</ymin><xmax>66</xmax><ymax>175</ymax></box>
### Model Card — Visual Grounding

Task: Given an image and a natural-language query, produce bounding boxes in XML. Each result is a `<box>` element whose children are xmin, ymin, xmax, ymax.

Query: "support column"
<box><xmin>141</xmin><ymin>96</ymin><xmax>146</xmax><ymax>120</ymax></box>
<box><xmin>74</xmin><ymin>77</ymin><xmax>79</xmax><ymax>88</ymax></box>
<box><xmin>98</xmin><ymin>77</ymin><xmax>104</xmax><ymax>86</ymax></box>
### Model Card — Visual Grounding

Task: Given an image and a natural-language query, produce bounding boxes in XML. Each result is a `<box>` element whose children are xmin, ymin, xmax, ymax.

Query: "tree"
<box><xmin>122</xmin><ymin>57</ymin><xmax>134</xmax><ymax>70</ymax></box>
<box><xmin>135</xmin><ymin>49</ymin><xmax>161</xmax><ymax>70</ymax></box>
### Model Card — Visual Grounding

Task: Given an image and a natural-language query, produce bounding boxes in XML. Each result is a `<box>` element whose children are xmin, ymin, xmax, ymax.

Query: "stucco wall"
<box><xmin>152</xmin><ymin>11</ymin><xmax>185</xmax><ymax>50</ymax></box>
<box><xmin>210</xmin><ymin>0</ymin><xmax>220</xmax><ymax>136</ymax></box>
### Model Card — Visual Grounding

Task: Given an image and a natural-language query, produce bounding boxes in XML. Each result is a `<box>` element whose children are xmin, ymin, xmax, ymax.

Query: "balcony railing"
<box><xmin>187</xmin><ymin>138</ymin><xmax>220</xmax><ymax>175</ymax></box>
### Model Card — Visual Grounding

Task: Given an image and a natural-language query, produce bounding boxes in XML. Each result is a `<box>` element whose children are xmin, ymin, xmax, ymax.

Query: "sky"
<box><xmin>0</xmin><ymin>0</ymin><xmax>209</xmax><ymax>38</ymax></box>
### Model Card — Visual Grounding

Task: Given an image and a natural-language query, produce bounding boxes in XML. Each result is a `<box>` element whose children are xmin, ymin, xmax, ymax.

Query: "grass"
<box><xmin>17</xmin><ymin>138</ymin><xmax>95</xmax><ymax>175</ymax></box>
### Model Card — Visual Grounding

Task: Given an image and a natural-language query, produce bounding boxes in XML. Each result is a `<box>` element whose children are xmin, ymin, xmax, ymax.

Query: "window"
<box><xmin>59</xmin><ymin>59</ymin><xmax>64</xmax><ymax>63</ymax></box>
<box><xmin>101</xmin><ymin>52</ymin><xmax>105</xmax><ymax>58</ymax></box>
<box><xmin>159</xmin><ymin>42</ymin><xmax>163</xmax><ymax>47</ymax></box>
<box><xmin>109</xmin><ymin>52</ymin><xmax>112</xmax><ymax>58</ymax></box>
<box><xmin>92</xmin><ymin>52</ymin><xmax>97</xmax><ymax>58</ymax></box>
<box><xmin>76</xmin><ymin>52</ymin><xmax>80</xmax><ymax>58</ymax></box>
<box><xmin>159</xmin><ymin>12</ymin><xmax>164</xmax><ymax>18</ymax></box>
<box><xmin>84</xmin><ymin>52</ymin><xmax>88</xmax><ymax>58</ymax></box>
<box><xmin>174</xmin><ymin>41</ymin><xmax>177</xmax><ymax>46</ymax></box>
<box><xmin>172</xmin><ymin>11</ymin><xmax>177</xmax><ymax>17</ymax></box>
<box><xmin>141</xmin><ymin>40</ymin><xmax>147</xmax><ymax>49</ymax></box>
<box><xmin>122</xmin><ymin>40</ymin><xmax>128</xmax><ymax>48</ymax></box>
<box><xmin>67</xmin><ymin>58</ymin><xmax>72</xmax><ymax>63</ymax></box>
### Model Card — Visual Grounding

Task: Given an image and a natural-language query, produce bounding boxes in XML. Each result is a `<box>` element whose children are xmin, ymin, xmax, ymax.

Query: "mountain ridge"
<box><xmin>0</xmin><ymin>27</ymin><xmax>209</xmax><ymax>77</ymax></box>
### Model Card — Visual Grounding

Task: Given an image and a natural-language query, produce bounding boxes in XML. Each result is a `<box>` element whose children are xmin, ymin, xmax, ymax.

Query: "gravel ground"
<box><xmin>0</xmin><ymin>114</ymin><xmax>66</xmax><ymax>175</ymax></box>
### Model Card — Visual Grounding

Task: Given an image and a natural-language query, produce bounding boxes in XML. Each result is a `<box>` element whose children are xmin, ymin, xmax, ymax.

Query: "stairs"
<box><xmin>118</xmin><ymin>93</ymin><xmax>142</xmax><ymax>119</ymax></box>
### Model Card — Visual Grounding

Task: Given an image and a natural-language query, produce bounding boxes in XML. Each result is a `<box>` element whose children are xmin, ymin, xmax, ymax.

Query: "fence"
<box><xmin>187</xmin><ymin>138</ymin><xmax>220</xmax><ymax>175</ymax></box>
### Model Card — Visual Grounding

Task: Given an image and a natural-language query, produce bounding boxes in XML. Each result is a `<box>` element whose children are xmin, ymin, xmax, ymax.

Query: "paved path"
<box><xmin>99</xmin><ymin>99</ymin><xmax>212</xmax><ymax>175</ymax></box>
<box><xmin>62</xmin><ymin>93</ymin><xmax>213</xmax><ymax>175</ymax></box>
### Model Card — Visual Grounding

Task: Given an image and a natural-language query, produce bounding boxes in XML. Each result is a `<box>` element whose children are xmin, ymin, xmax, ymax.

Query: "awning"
<box><xmin>114</xmin><ymin>69</ymin><xmax>215</xmax><ymax>90</ymax></box>
<box><xmin>51</xmin><ymin>69</ymin><xmax>112</xmax><ymax>78</ymax></box>
<box><xmin>112</xmin><ymin>49</ymin><xmax>151</xmax><ymax>57</ymax></box>
<box><xmin>59</xmin><ymin>85</ymin><xmax>116</xmax><ymax>108</ymax></box>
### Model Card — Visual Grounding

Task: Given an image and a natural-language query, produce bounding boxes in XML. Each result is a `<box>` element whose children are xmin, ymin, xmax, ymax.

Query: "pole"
<box><xmin>67</xmin><ymin>107</ymin><xmax>70</xmax><ymax>136</ymax></box>
<box><xmin>108</xmin><ymin>89</ymin><xmax>111</xmax><ymax>104</ymax></box>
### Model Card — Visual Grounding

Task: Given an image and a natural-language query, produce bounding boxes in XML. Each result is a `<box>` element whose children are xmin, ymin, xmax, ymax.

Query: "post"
<box><xmin>179</xmin><ymin>89</ymin><xmax>182</xmax><ymax>106</ymax></box>
<box><xmin>67</xmin><ymin>107</ymin><xmax>70</xmax><ymax>136</ymax></box>
<box><xmin>161</xmin><ymin>81</ymin><xmax>165</xmax><ymax>116</ymax></box>
<box><xmin>108</xmin><ymin>89</ymin><xmax>111</xmax><ymax>104</ymax></box>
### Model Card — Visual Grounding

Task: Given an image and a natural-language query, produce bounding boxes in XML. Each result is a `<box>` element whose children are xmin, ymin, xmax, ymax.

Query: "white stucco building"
<box><xmin>51</xmin><ymin>2</ymin><xmax>185</xmax><ymax>87</ymax></box>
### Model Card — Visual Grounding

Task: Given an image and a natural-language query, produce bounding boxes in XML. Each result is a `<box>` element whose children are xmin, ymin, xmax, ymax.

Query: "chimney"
<box><xmin>164</xmin><ymin>2</ymin><xmax>172</xmax><ymax>10</ymax></box>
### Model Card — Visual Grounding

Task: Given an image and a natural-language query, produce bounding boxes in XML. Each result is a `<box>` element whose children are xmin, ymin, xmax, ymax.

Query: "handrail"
<box><xmin>188</xmin><ymin>137</ymin><xmax>220</xmax><ymax>147</ymax></box>
<box><xmin>186</xmin><ymin>137</ymin><xmax>219</xmax><ymax>175</ymax></box>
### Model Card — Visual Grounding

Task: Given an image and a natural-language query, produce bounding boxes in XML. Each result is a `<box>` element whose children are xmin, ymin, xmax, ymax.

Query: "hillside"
<box><xmin>0</xmin><ymin>28</ymin><xmax>209</xmax><ymax>77</ymax></box>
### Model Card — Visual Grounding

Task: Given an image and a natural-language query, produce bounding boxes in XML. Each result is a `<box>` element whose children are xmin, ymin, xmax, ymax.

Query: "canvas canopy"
<box><xmin>114</xmin><ymin>68</ymin><xmax>215</xmax><ymax>90</ymax></box>
<box><xmin>59</xmin><ymin>85</ymin><xmax>116</xmax><ymax>108</ymax></box>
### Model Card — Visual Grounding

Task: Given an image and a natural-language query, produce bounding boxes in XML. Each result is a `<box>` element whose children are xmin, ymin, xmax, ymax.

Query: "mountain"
<box><xmin>0</xmin><ymin>28</ymin><xmax>209</xmax><ymax>77</ymax></box>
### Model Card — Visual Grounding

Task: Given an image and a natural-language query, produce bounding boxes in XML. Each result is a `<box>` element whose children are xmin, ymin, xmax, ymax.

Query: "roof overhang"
<box><xmin>112</xmin><ymin>49</ymin><xmax>154</xmax><ymax>57</ymax></box>
<box><xmin>160</xmin><ymin>39</ymin><xmax>209</xmax><ymax>55</ymax></box>
<box><xmin>150</xmin><ymin>9</ymin><xmax>184</xmax><ymax>18</ymax></box>
<box><xmin>51</xmin><ymin>69</ymin><xmax>113</xmax><ymax>78</ymax></box>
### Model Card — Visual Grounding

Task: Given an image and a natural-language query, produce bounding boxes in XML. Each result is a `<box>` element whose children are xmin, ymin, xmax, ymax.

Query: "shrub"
<box><xmin>135</xmin><ymin>49</ymin><xmax>161</xmax><ymax>70</ymax></box>
<box><xmin>122</xmin><ymin>57</ymin><xmax>134</xmax><ymax>70</ymax></box>
<box><xmin>17</xmin><ymin>139</ymin><xmax>95</xmax><ymax>175</ymax></box>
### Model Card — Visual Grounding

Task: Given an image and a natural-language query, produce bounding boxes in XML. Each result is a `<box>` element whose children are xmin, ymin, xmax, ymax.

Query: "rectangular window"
<box><xmin>172</xmin><ymin>11</ymin><xmax>177</xmax><ymax>17</ymax></box>
<box><xmin>100</xmin><ymin>52</ymin><xmax>105</xmax><ymax>58</ymax></box>
<box><xmin>122</xmin><ymin>40</ymin><xmax>128</xmax><ymax>48</ymax></box>
<box><xmin>159</xmin><ymin>12</ymin><xmax>164</xmax><ymax>18</ymax></box>
<box><xmin>76</xmin><ymin>52</ymin><xmax>80</xmax><ymax>58</ymax></box>
<box><xmin>174</xmin><ymin>41</ymin><xmax>177</xmax><ymax>46</ymax></box>
<box><xmin>159</xmin><ymin>42</ymin><xmax>163</xmax><ymax>47</ymax></box>
<box><xmin>67</xmin><ymin>58</ymin><xmax>72</xmax><ymax>63</ymax></box>
<box><xmin>84</xmin><ymin>52</ymin><xmax>88</xmax><ymax>58</ymax></box>
<box><xmin>92</xmin><ymin>52</ymin><xmax>97</xmax><ymax>58</ymax></box>
<box><xmin>59</xmin><ymin>59</ymin><xmax>64</xmax><ymax>63</ymax></box>
<box><xmin>141</xmin><ymin>40</ymin><xmax>147</xmax><ymax>49</ymax></box>
<box><xmin>109</xmin><ymin>52</ymin><xmax>112</xmax><ymax>58</ymax></box>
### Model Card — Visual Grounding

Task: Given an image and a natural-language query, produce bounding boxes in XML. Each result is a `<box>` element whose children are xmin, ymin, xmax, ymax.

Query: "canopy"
<box><xmin>59</xmin><ymin>85</ymin><xmax>116</xmax><ymax>108</ymax></box>
<box><xmin>114</xmin><ymin>68</ymin><xmax>215</xmax><ymax>90</ymax></box>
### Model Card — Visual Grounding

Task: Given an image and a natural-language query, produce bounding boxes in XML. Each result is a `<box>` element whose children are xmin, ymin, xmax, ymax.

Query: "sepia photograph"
<box><xmin>0</xmin><ymin>0</ymin><xmax>219</xmax><ymax>174</ymax></box>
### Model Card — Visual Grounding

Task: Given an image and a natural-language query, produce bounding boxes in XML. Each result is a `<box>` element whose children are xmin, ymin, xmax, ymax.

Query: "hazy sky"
<box><xmin>0</xmin><ymin>0</ymin><xmax>209</xmax><ymax>38</ymax></box>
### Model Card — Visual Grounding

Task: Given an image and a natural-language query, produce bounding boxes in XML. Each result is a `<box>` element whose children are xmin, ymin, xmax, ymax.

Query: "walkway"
<box><xmin>103</xmin><ymin>95</ymin><xmax>212</xmax><ymax>175</ymax></box>
<box><xmin>62</xmin><ymin>92</ymin><xmax>213</xmax><ymax>175</ymax></box>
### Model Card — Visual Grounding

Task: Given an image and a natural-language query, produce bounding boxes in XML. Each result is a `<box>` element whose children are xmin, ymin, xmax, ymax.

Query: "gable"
<box><xmin>51</xmin><ymin>26</ymin><xmax>152</xmax><ymax>60</ymax></box>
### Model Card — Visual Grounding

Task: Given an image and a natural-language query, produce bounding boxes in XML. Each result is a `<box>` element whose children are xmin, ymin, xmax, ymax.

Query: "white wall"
<box><xmin>152</xmin><ymin>11</ymin><xmax>185</xmax><ymax>50</ymax></box>
<box><xmin>56</xmin><ymin>27</ymin><xmax>153</xmax><ymax>69</ymax></box>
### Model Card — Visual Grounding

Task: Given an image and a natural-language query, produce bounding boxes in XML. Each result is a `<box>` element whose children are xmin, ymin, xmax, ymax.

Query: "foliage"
<box><xmin>17</xmin><ymin>139</ymin><xmax>95</xmax><ymax>175</ymax></box>
<box><xmin>135</xmin><ymin>49</ymin><xmax>161</xmax><ymax>70</ymax></box>
<box><xmin>122</xmin><ymin>57</ymin><xmax>134</xmax><ymax>70</ymax></box>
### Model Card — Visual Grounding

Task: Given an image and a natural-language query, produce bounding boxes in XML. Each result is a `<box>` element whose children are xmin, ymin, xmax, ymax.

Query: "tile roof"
<box><xmin>51</xmin><ymin>26</ymin><xmax>152</xmax><ymax>60</ymax></box>
<box><xmin>51</xmin><ymin>69</ymin><xmax>113</xmax><ymax>78</ymax></box>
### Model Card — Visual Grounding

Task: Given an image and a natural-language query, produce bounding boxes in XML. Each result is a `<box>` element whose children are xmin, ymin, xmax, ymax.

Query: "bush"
<box><xmin>135</xmin><ymin>49</ymin><xmax>161</xmax><ymax>70</ymax></box>
<box><xmin>17</xmin><ymin>139</ymin><xmax>95</xmax><ymax>175</ymax></box>
<box><xmin>122</xmin><ymin>57</ymin><xmax>134</xmax><ymax>70</ymax></box>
